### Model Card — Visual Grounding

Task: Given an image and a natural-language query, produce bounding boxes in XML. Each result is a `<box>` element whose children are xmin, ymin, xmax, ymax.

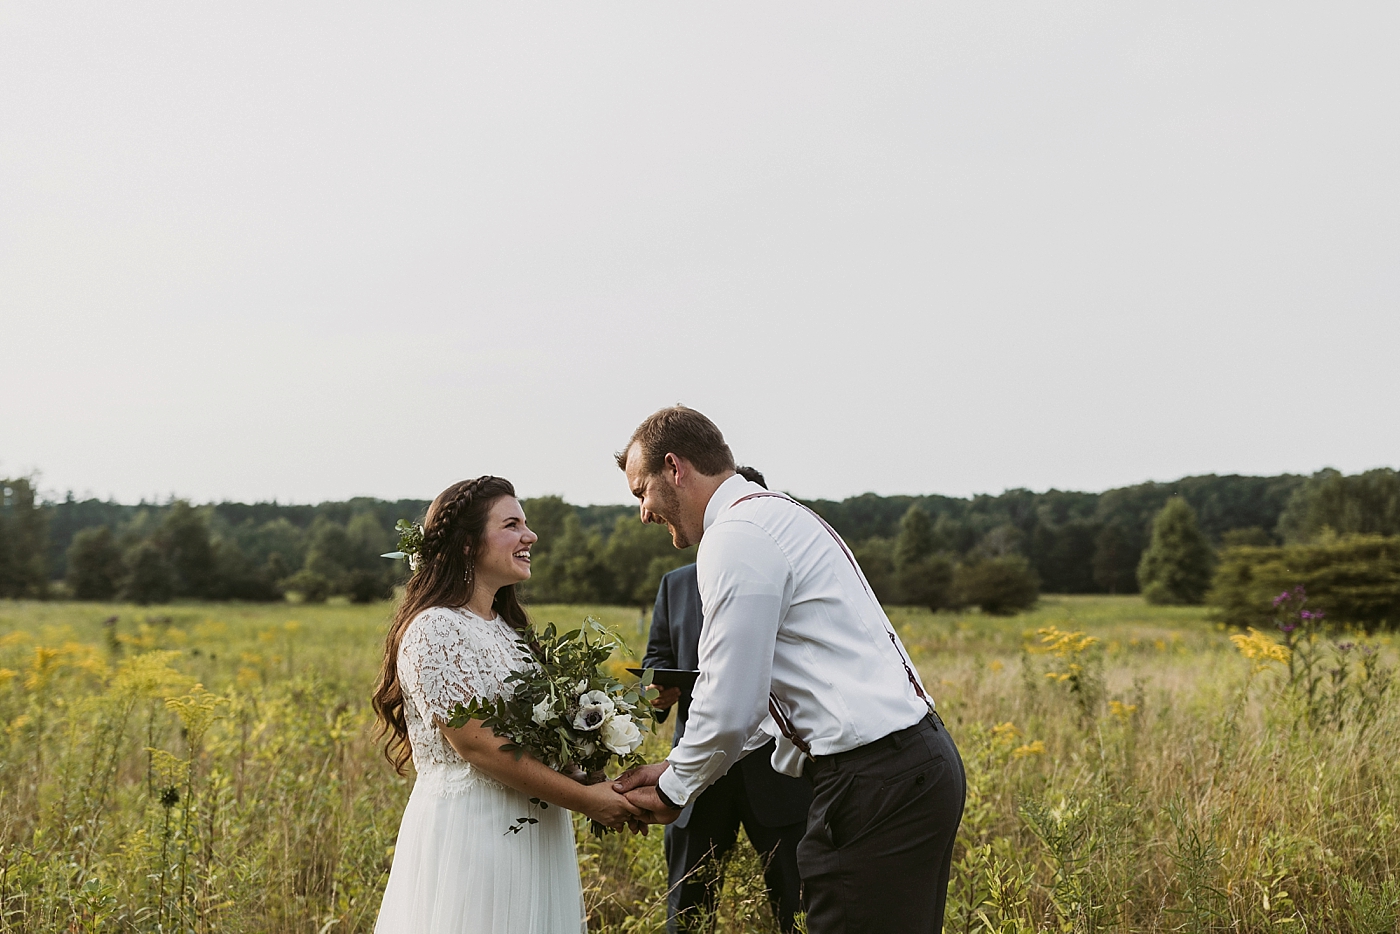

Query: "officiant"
<box><xmin>615</xmin><ymin>406</ymin><xmax>966</xmax><ymax>934</ymax></box>
<box><xmin>645</xmin><ymin>466</ymin><xmax>811</xmax><ymax>934</ymax></box>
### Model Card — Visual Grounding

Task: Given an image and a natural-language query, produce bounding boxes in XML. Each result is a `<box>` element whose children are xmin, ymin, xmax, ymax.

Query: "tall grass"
<box><xmin>0</xmin><ymin>596</ymin><xmax>1395</xmax><ymax>933</ymax></box>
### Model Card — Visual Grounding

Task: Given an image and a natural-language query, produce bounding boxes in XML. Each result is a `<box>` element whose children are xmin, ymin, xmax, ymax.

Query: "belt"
<box><xmin>811</xmin><ymin>711</ymin><xmax>943</xmax><ymax>772</ymax></box>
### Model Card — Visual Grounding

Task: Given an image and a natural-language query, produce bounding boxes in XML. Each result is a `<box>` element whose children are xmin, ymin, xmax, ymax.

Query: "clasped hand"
<box><xmin>611</xmin><ymin>761</ymin><xmax>683</xmax><ymax>832</ymax></box>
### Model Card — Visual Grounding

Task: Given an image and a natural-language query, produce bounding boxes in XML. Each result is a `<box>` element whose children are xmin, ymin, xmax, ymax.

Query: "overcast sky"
<box><xmin>2</xmin><ymin>4</ymin><xmax>1397</xmax><ymax>507</ymax></box>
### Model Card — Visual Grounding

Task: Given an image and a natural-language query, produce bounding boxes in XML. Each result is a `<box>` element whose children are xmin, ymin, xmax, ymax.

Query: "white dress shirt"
<box><xmin>658</xmin><ymin>474</ymin><xmax>933</xmax><ymax>808</ymax></box>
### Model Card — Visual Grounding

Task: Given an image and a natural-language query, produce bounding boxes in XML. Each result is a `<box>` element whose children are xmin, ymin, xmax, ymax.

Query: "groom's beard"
<box><xmin>652</xmin><ymin>484</ymin><xmax>691</xmax><ymax>549</ymax></box>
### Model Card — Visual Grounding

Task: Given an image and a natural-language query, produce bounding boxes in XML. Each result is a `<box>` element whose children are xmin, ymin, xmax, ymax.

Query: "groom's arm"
<box><xmin>654</xmin><ymin>521</ymin><xmax>790</xmax><ymax>809</ymax></box>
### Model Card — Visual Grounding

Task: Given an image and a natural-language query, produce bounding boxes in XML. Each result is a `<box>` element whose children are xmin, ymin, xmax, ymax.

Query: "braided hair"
<box><xmin>372</xmin><ymin>475</ymin><xmax>531</xmax><ymax>774</ymax></box>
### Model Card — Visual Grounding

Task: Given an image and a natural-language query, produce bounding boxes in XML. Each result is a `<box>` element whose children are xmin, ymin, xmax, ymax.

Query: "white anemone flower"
<box><xmin>531</xmin><ymin>699</ymin><xmax>555</xmax><ymax>726</ymax></box>
<box><xmin>571</xmin><ymin>691</ymin><xmax>615</xmax><ymax>732</ymax></box>
<box><xmin>600</xmin><ymin>714</ymin><xmax>643</xmax><ymax>755</ymax></box>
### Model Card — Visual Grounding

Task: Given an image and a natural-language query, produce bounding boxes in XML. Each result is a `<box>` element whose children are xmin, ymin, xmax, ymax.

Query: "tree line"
<box><xmin>1</xmin><ymin>469</ymin><xmax>1396</xmax><ymax>619</ymax></box>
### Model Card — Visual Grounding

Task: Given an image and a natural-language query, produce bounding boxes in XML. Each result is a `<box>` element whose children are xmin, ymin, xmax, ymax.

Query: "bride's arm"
<box><xmin>440</xmin><ymin>719</ymin><xmax>646</xmax><ymax>830</ymax></box>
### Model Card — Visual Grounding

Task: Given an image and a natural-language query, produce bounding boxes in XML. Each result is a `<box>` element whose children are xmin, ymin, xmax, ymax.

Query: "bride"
<box><xmin>372</xmin><ymin>476</ymin><xmax>644</xmax><ymax>933</ymax></box>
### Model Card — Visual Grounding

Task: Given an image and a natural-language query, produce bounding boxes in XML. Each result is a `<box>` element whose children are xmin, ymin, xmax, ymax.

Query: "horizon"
<box><xmin>19</xmin><ymin>463</ymin><xmax>1375</xmax><ymax>511</ymax></box>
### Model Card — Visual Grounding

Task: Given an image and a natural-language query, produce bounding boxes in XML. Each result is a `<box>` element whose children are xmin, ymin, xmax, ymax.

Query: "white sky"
<box><xmin>2</xmin><ymin>4</ymin><xmax>1397</xmax><ymax>507</ymax></box>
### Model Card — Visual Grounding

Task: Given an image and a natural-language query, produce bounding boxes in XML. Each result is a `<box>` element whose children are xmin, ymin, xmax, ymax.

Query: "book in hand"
<box><xmin>626</xmin><ymin>667</ymin><xmax>701</xmax><ymax>690</ymax></box>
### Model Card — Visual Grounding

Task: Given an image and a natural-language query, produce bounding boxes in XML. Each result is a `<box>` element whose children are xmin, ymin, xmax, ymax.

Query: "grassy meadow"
<box><xmin>0</xmin><ymin>595</ymin><xmax>1396</xmax><ymax>933</ymax></box>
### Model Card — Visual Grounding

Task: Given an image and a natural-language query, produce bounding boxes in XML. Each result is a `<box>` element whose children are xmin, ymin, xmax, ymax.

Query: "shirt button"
<box><xmin>915</xmin><ymin>774</ymin><xmax>926</xmax><ymax>785</ymax></box>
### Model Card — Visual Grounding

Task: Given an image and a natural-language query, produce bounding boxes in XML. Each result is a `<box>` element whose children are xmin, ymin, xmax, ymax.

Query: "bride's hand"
<box><xmin>575</xmin><ymin>782</ymin><xmax>644</xmax><ymax>830</ymax></box>
<box><xmin>562</xmin><ymin>766</ymin><xmax>609</xmax><ymax>785</ymax></box>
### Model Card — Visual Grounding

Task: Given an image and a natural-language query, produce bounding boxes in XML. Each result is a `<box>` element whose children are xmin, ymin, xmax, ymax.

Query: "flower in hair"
<box><xmin>382</xmin><ymin>519</ymin><xmax>427</xmax><ymax>572</ymax></box>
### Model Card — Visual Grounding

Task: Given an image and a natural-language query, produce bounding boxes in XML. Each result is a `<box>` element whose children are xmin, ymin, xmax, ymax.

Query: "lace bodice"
<box><xmin>398</xmin><ymin>606</ymin><xmax>534</xmax><ymax>796</ymax></box>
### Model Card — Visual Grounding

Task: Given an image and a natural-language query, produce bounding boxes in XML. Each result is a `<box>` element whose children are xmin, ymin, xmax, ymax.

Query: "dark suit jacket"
<box><xmin>645</xmin><ymin>563</ymin><xmax>813</xmax><ymax>829</ymax></box>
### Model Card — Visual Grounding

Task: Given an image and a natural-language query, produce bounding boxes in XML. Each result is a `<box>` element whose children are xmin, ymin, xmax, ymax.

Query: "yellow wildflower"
<box><xmin>148</xmin><ymin>747</ymin><xmax>190</xmax><ymax>787</ymax></box>
<box><xmin>1230</xmin><ymin>628</ymin><xmax>1289</xmax><ymax>670</ymax></box>
<box><xmin>989</xmin><ymin>659</ymin><xmax>1004</xmax><ymax>672</ymax></box>
<box><xmin>991</xmin><ymin>722</ymin><xmax>1021</xmax><ymax>749</ymax></box>
<box><xmin>165</xmin><ymin>685</ymin><xmax>227</xmax><ymax>747</ymax></box>
<box><xmin>1034</xmin><ymin>626</ymin><xmax>1099</xmax><ymax>657</ymax></box>
<box><xmin>1012</xmin><ymin>740</ymin><xmax>1046</xmax><ymax>758</ymax></box>
<box><xmin>1109</xmin><ymin>700</ymin><xmax>1138</xmax><ymax>720</ymax></box>
<box><xmin>112</xmin><ymin>651</ymin><xmax>194</xmax><ymax>699</ymax></box>
<box><xmin>24</xmin><ymin>646</ymin><xmax>64</xmax><ymax>691</ymax></box>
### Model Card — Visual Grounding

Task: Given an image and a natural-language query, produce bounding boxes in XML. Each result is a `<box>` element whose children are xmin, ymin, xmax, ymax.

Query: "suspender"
<box><xmin>727</xmin><ymin>491</ymin><xmax>932</xmax><ymax>757</ymax></box>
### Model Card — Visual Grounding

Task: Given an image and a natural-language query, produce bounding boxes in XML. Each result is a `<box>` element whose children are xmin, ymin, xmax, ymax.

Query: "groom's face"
<box><xmin>624</xmin><ymin>444</ymin><xmax>697</xmax><ymax>549</ymax></box>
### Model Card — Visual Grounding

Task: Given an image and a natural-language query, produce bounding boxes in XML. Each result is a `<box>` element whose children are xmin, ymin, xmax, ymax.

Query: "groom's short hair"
<box><xmin>617</xmin><ymin>405</ymin><xmax>737</xmax><ymax>478</ymax></box>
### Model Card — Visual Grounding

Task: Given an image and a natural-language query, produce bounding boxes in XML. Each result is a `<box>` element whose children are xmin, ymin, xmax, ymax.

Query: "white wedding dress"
<box><xmin>375</xmin><ymin>606</ymin><xmax>586</xmax><ymax>934</ymax></box>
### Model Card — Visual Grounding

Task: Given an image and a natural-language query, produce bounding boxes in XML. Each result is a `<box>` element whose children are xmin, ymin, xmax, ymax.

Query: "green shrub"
<box><xmin>347</xmin><ymin>569</ymin><xmax>392</xmax><ymax>604</ymax></box>
<box><xmin>0</xmin><ymin>477</ymin><xmax>49</xmax><ymax>598</ymax></box>
<box><xmin>852</xmin><ymin>537</ymin><xmax>896</xmax><ymax>603</ymax></box>
<box><xmin>282</xmin><ymin>569</ymin><xmax>332</xmax><ymax>604</ymax></box>
<box><xmin>67</xmin><ymin>526</ymin><xmax>125</xmax><ymax>600</ymax></box>
<box><xmin>953</xmin><ymin>556</ymin><xmax>1039</xmax><ymax>615</ymax></box>
<box><xmin>122</xmin><ymin>542</ymin><xmax>174</xmax><ymax>605</ymax></box>
<box><xmin>1138</xmin><ymin>498</ymin><xmax>1214</xmax><ymax>605</ymax></box>
<box><xmin>1208</xmin><ymin>535</ymin><xmax>1400</xmax><ymax>631</ymax></box>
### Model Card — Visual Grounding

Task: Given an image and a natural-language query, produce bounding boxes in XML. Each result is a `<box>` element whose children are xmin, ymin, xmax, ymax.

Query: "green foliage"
<box><xmin>953</xmin><ymin>556</ymin><xmax>1039</xmax><ymax>615</ymax></box>
<box><xmin>347</xmin><ymin>569</ymin><xmax>392</xmax><ymax>604</ymax></box>
<box><xmin>0</xmin><ymin>477</ymin><xmax>49</xmax><ymax>598</ymax></box>
<box><xmin>1278</xmin><ymin>467</ymin><xmax>1400</xmax><ymax>543</ymax></box>
<box><xmin>852</xmin><ymin>537</ymin><xmax>897</xmax><ymax>603</ymax></box>
<box><xmin>893</xmin><ymin>504</ymin><xmax>937</xmax><ymax>567</ymax></box>
<box><xmin>1209</xmin><ymin>535</ymin><xmax>1400</xmax><ymax>631</ymax></box>
<box><xmin>282</xmin><ymin>568</ymin><xmax>332</xmax><ymax>603</ymax></box>
<box><xmin>1221</xmin><ymin>526</ymin><xmax>1273</xmax><ymax>547</ymax></box>
<box><xmin>66</xmin><ymin>526</ymin><xmax>124</xmax><ymax>600</ymax></box>
<box><xmin>1030</xmin><ymin>519</ymin><xmax>1099</xmax><ymax>594</ymax></box>
<box><xmin>446</xmin><ymin>619</ymin><xmax>659</xmax><ymax>835</ymax></box>
<box><xmin>158</xmin><ymin>502</ymin><xmax>217</xmax><ymax>598</ymax></box>
<box><xmin>602</xmin><ymin>517</ymin><xmax>691</xmax><ymax>607</ymax></box>
<box><xmin>893</xmin><ymin>506</ymin><xmax>954</xmax><ymax>610</ymax></box>
<box><xmin>524</xmin><ymin>513</ymin><xmax>611</xmax><ymax>604</ymax></box>
<box><xmin>1091</xmin><ymin>524</ymin><xmax>1138</xmax><ymax>594</ymax></box>
<box><xmin>122</xmin><ymin>541</ymin><xmax>174</xmax><ymax>605</ymax></box>
<box><xmin>1138</xmin><ymin>498</ymin><xmax>1215</xmax><ymax>605</ymax></box>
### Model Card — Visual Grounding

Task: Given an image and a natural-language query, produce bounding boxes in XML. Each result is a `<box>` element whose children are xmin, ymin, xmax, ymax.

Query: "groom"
<box><xmin>613</xmin><ymin>406</ymin><xmax>966</xmax><ymax>934</ymax></box>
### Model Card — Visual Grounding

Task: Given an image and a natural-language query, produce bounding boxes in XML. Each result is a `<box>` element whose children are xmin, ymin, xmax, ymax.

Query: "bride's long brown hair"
<box><xmin>372</xmin><ymin>476</ymin><xmax>531</xmax><ymax>775</ymax></box>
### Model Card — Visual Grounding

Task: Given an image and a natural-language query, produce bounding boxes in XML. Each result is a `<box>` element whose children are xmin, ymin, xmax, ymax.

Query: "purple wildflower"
<box><xmin>1337</xmin><ymin>642</ymin><xmax>1354</xmax><ymax>652</ymax></box>
<box><xmin>1278</xmin><ymin>622</ymin><xmax>1297</xmax><ymax>632</ymax></box>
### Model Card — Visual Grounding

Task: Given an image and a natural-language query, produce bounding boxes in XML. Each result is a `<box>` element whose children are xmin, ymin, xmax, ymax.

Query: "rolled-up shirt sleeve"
<box><xmin>658</xmin><ymin>520</ymin><xmax>792</xmax><ymax>807</ymax></box>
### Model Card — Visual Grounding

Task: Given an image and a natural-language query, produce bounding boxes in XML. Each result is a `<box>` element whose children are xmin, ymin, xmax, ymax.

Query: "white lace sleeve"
<box><xmin>398</xmin><ymin>608</ymin><xmax>525</xmax><ymax>727</ymax></box>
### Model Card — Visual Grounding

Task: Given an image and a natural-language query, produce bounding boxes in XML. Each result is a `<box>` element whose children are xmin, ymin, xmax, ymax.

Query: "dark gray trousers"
<box><xmin>797</xmin><ymin>713</ymin><xmax>966</xmax><ymax>934</ymax></box>
<box><xmin>663</xmin><ymin>765</ymin><xmax>805</xmax><ymax>933</ymax></box>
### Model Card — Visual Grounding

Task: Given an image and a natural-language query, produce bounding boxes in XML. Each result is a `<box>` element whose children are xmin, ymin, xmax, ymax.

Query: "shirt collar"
<box><xmin>703</xmin><ymin>473</ymin><xmax>763</xmax><ymax>533</ymax></box>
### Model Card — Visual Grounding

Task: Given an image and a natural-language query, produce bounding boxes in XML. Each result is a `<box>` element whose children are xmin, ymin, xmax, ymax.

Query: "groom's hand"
<box><xmin>625</xmin><ymin>786</ymin><xmax>682</xmax><ymax>825</ymax></box>
<box><xmin>614</xmin><ymin>761</ymin><xmax>682</xmax><ymax>824</ymax></box>
<box><xmin>612</xmin><ymin>760</ymin><xmax>669</xmax><ymax>794</ymax></box>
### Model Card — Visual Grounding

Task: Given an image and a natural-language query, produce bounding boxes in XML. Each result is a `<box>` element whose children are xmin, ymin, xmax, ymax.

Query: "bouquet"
<box><xmin>445</xmin><ymin>617</ymin><xmax>661</xmax><ymax>836</ymax></box>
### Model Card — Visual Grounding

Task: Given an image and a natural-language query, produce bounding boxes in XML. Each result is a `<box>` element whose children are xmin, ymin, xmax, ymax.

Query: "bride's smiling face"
<box><xmin>470</xmin><ymin>496</ymin><xmax>537</xmax><ymax>590</ymax></box>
